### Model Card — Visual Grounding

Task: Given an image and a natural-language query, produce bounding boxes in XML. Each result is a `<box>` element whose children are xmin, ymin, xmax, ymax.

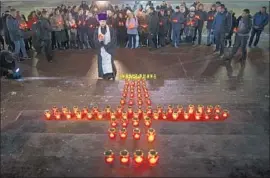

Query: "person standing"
<box><xmin>50</xmin><ymin>9</ymin><xmax>65</xmax><ymax>50</ymax></box>
<box><xmin>171</xmin><ymin>6</ymin><xmax>185</xmax><ymax>48</ymax></box>
<box><xmin>6</xmin><ymin>8</ymin><xmax>30</xmax><ymax>61</ymax></box>
<box><xmin>211</xmin><ymin>4</ymin><xmax>230</xmax><ymax>57</ymax></box>
<box><xmin>225</xmin><ymin>11</ymin><xmax>237</xmax><ymax>47</ymax></box>
<box><xmin>158</xmin><ymin>9</ymin><xmax>169</xmax><ymax>47</ymax></box>
<box><xmin>225</xmin><ymin>9</ymin><xmax>252</xmax><ymax>62</ymax></box>
<box><xmin>126</xmin><ymin>11</ymin><xmax>138</xmax><ymax>49</ymax></box>
<box><xmin>38</xmin><ymin>10</ymin><xmax>53</xmax><ymax>62</ymax></box>
<box><xmin>137</xmin><ymin>8</ymin><xmax>148</xmax><ymax>47</ymax></box>
<box><xmin>206</xmin><ymin>4</ymin><xmax>216</xmax><ymax>46</ymax></box>
<box><xmin>147</xmin><ymin>7</ymin><xmax>159</xmax><ymax>51</ymax></box>
<box><xmin>115</xmin><ymin>12</ymin><xmax>127</xmax><ymax>47</ymax></box>
<box><xmin>248</xmin><ymin>6</ymin><xmax>269</xmax><ymax>47</ymax></box>
<box><xmin>93</xmin><ymin>13</ymin><xmax>117</xmax><ymax>80</ymax></box>
<box><xmin>86</xmin><ymin>11</ymin><xmax>99</xmax><ymax>49</ymax></box>
<box><xmin>185</xmin><ymin>10</ymin><xmax>198</xmax><ymax>43</ymax></box>
<box><xmin>194</xmin><ymin>3</ymin><xmax>207</xmax><ymax>45</ymax></box>
<box><xmin>77</xmin><ymin>9</ymin><xmax>89</xmax><ymax>49</ymax></box>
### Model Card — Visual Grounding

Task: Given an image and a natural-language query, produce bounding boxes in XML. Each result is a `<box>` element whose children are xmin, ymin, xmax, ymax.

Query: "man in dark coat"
<box><xmin>194</xmin><ymin>3</ymin><xmax>207</xmax><ymax>45</ymax></box>
<box><xmin>147</xmin><ymin>7</ymin><xmax>159</xmax><ymax>50</ymax></box>
<box><xmin>206</xmin><ymin>4</ymin><xmax>216</xmax><ymax>46</ymax></box>
<box><xmin>158</xmin><ymin>9</ymin><xmax>169</xmax><ymax>47</ymax></box>
<box><xmin>93</xmin><ymin>13</ymin><xmax>117</xmax><ymax>80</ymax></box>
<box><xmin>171</xmin><ymin>6</ymin><xmax>185</xmax><ymax>47</ymax></box>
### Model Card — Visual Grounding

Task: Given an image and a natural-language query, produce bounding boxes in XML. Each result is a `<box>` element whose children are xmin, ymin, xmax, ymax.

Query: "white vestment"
<box><xmin>98</xmin><ymin>25</ymin><xmax>113</xmax><ymax>74</ymax></box>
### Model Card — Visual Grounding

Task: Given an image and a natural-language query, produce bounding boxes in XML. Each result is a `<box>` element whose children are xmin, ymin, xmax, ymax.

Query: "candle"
<box><xmin>137</xmin><ymin>93</ymin><xmax>142</xmax><ymax>98</ymax></box>
<box><xmin>204</xmin><ymin>113</ymin><xmax>210</xmax><ymax>120</ymax></box>
<box><xmin>119</xmin><ymin>128</ymin><xmax>127</xmax><ymax>139</ymax></box>
<box><xmin>87</xmin><ymin>112</ymin><xmax>93</xmax><ymax>120</ymax></box>
<box><xmin>122</xmin><ymin>117</ymin><xmax>128</xmax><ymax>127</ymax></box>
<box><xmin>76</xmin><ymin>111</ymin><xmax>82</xmax><ymax>120</ymax></box>
<box><xmin>214</xmin><ymin>113</ymin><xmax>220</xmax><ymax>120</ymax></box>
<box><xmin>97</xmin><ymin>112</ymin><xmax>103</xmax><ymax>120</ymax></box>
<box><xmin>172</xmin><ymin>111</ymin><xmax>178</xmax><ymax>120</ymax></box>
<box><xmin>197</xmin><ymin>105</ymin><xmax>204</xmax><ymax>114</ymax></box>
<box><xmin>73</xmin><ymin>106</ymin><xmax>79</xmax><ymax>114</ymax></box>
<box><xmin>146</xmin><ymin>99</ymin><xmax>151</xmax><ymax>105</ymax></box>
<box><xmin>62</xmin><ymin>106</ymin><xmax>68</xmax><ymax>114</ymax></box>
<box><xmin>44</xmin><ymin>110</ymin><xmax>51</xmax><ymax>120</ymax></box>
<box><xmin>138</xmin><ymin>99</ymin><xmax>143</xmax><ymax>105</ymax></box>
<box><xmin>55</xmin><ymin>111</ymin><xmax>61</xmax><ymax>120</ymax></box>
<box><xmin>133</xmin><ymin>150</ymin><xmax>144</xmax><ymax>164</ymax></box>
<box><xmin>82</xmin><ymin>106</ymin><xmax>88</xmax><ymax>114</ymax></box>
<box><xmin>184</xmin><ymin>111</ymin><xmax>189</xmax><ymax>120</ymax></box>
<box><xmin>177</xmin><ymin>105</ymin><xmax>184</xmax><ymax>114</ymax></box>
<box><xmin>108</xmin><ymin>128</ymin><xmax>117</xmax><ymax>139</ymax></box>
<box><xmin>214</xmin><ymin>105</ymin><xmax>221</xmax><ymax>114</ymax></box>
<box><xmin>120</xmin><ymin>98</ymin><xmax>125</xmax><ymax>105</ymax></box>
<box><xmin>144</xmin><ymin>117</ymin><xmax>151</xmax><ymax>127</ymax></box>
<box><xmin>132</xmin><ymin>118</ymin><xmax>139</xmax><ymax>127</ymax></box>
<box><xmin>122</xmin><ymin>92</ymin><xmax>127</xmax><ymax>97</ymax></box>
<box><xmin>104</xmin><ymin>150</ymin><xmax>114</xmax><ymax>164</ymax></box>
<box><xmin>148</xmin><ymin>149</ymin><xmax>159</xmax><ymax>166</ymax></box>
<box><xmin>66</xmin><ymin>111</ymin><xmax>71</xmax><ymax>120</ymax></box>
<box><xmin>128</xmin><ymin>100</ymin><xmax>134</xmax><ymax>106</ymax></box>
<box><xmin>188</xmin><ymin>104</ymin><xmax>195</xmax><ymax>114</ymax></box>
<box><xmin>147</xmin><ymin>106</ymin><xmax>152</xmax><ymax>116</ymax></box>
<box><xmin>110</xmin><ymin>118</ymin><xmax>117</xmax><ymax>127</ymax></box>
<box><xmin>147</xmin><ymin>128</ymin><xmax>155</xmax><ymax>142</ymax></box>
<box><xmin>130</xmin><ymin>92</ymin><xmax>134</xmax><ymax>98</ymax></box>
<box><xmin>222</xmin><ymin>110</ymin><xmax>229</xmax><ymax>119</ymax></box>
<box><xmin>133</xmin><ymin>128</ymin><xmax>141</xmax><ymax>140</ymax></box>
<box><xmin>52</xmin><ymin>106</ymin><xmax>58</xmax><ymax>113</ymax></box>
<box><xmin>206</xmin><ymin>105</ymin><xmax>213</xmax><ymax>114</ymax></box>
<box><xmin>195</xmin><ymin>111</ymin><xmax>201</xmax><ymax>120</ymax></box>
<box><xmin>127</xmin><ymin>106</ymin><xmax>133</xmax><ymax>118</ymax></box>
<box><xmin>153</xmin><ymin>111</ymin><xmax>159</xmax><ymax>120</ymax></box>
<box><xmin>145</xmin><ymin>93</ymin><xmax>149</xmax><ymax>98</ymax></box>
<box><xmin>120</xmin><ymin>150</ymin><xmax>130</xmax><ymax>164</ymax></box>
<box><xmin>157</xmin><ymin>105</ymin><xmax>163</xmax><ymax>114</ymax></box>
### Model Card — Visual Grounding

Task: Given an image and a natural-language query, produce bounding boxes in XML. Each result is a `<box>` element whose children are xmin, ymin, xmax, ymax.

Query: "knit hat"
<box><xmin>190</xmin><ymin>6</ymin><xmax>195</xmax><ymax>11</ymax></box>
<box><xmin>98</xmin><ymin>13</ymin><xmax>107</xmax><ymax>21</ymax></box>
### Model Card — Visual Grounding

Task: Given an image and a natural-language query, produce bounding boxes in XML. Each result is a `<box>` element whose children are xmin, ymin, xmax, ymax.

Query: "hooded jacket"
<box><xmin>211</xmin><ymin>11</ymin><xmax>230</xmax><ymax>33</ymax></box>
<box><xmin>253</xmin><ymin>11</ymin><xmax>269</xmax><ymax>30</ymax></box>
<box><xmin>237</xmin><ymin>15</ymin><xmax>252</xmax><ymax>36</ymax></box>
<box><xmin>171</xmin><ymin>11</ymin><xmax>185</xmax><ymax>30</ymax></box>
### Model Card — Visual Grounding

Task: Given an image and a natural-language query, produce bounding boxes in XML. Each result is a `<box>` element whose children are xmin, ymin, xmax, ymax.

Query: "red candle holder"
<box><xmin>55</xmin><ymin>110</ymin><xmax>61</xmax><ymax>120</ymax></box>
<box><xmin>172</xmin><ymin>111</ymin><xmax>179</xmax><ymax>121</ymax></box>
<box><xmin>120</xmin><ymin>150</ymin><xmax>130</xmax><ymax>164</ymax></box>
<box><xmin>145</xmin><ymin>93</ymin><xmax>149</xmax><ymax>98</ymax></box>
<box><xmin>119</xmin><ymin>128</ymin><xmax>127</xmax><ymax>139</ymax></box>
<box><xmin>162</xmin><ymin>112</ymin><xmax>167</xmax><ymax>120</ymax></box>
<box><xmin>133</xmin><ymin>128</ymin><xmax>141</xmax><ymax>140</ymax></box>
<box><xmin>97</xmin><ymin>112</ymin><xmax>103</xmax><ymax>120</ymax></box>
<box><xmin>73</xmin><ymin>106</ymin><xmax>79</xmax><ymax>114</ymax></box>
<box><xmin>204</xmin><ymin>113</ymin><xmax>210</xmax><ymax>120</ymax></box>
<box><xmin>66</xmin><ymin>110</ymin><xmax>71</xmax><ymax>120</ymax></box>
<box><xmin>121</xmin><ymin>117</ymin><xmax>128</xmax><ymax>127</ymax></box>
<box><xmin>147</xmin><ymin>128</ymin><xmax>156</xmax><ymax>142</ymax></box>
<box><xmin>127</xmin><ymin>106</ymin><xmax>133</xmax><ymax>118</ymax></box>
<box><xmin>132</xmin><ymin>118</ymin><xmax>139</xmax><ymax>127</ymax></box>
<box><xmin>148</xmin><ymin>149</ymin><xmax>159</xmax><ymax>166</ymax></box>
<box><xmin>52</xmin><ymin>106</ymin><xmax>58</xmax><ymax>113</ymax></box>
<box><xmin>117</xmin><ymin>106</ymin><xmax>122</xmax><ymax>118</ymax></box>
<box><xmin>133</xmin><ymin>111</ymin><xmax>139</xmax><ymax>119</ymax></box>
<box><xmin>138</xmin><ymin>108</ymin><xmax>143</xmax><ymax>119</ymax></box>
<box><xmin>104</xmin><ymin>150</ymin><xmax>114</xmax><ymax>164</ymax></box>
<box><xmin>108</xmin><ymin>128</ymin><xmax>117</xmax><ymax>139</ymax></box>
<box><xmin>122</xmin><ymin>111</ymin><xmax>127</xmax><ymax>120</ymax></box>
<box><xmin>184</xmin><ymin>111</ymin><xmax>189</xmax><ymax>120</ymax></box>
<box><xmin>214</xmin><ymin>113</ymin><xmax>220</xmax><ymax>120</ymax></box>
<box><xmin>206</xmin><ymin>105</ymin><xmax>213</xmax><ymax>114</ymax></box>
<box><xmin>188</xmin><ymin>104</ymin><xmax>195</xmax><ymax>115</ymax></box>
<box><xmin>87</xmin><ymin>112</ymin><xmax>93</xmax><ymax>120</ymax></box>
<box><xmin>92</xmin><ymin>106</ymin><xmax>99</xmax><ymax>115</ymax></box>
<box><xmin>82</xmin><ymin>106</ymin><xmax>88</xmax><ymax>115</ymax></box>
<box><xmin>195</xmin><ymin>111</ymin><xmax>201</xmax><ymax>121</ymax></box>
<box><xmin>138</xmin><ymin>99</ymin><xmax>143</xmax><ymax>105</ymax></box>
<box><xmin>177</xmin><ymin>105</ymin><xmax>184</xmax><ymax>114</ymax></box>
<box><xmin>110</xmin><ymin>117</ymin><xmax>117</xmax><ymax>127</ymax></box>
<box><xmin>128</xmin><ymin>100</ymin><xmax>134</xmax><ymax>106</ymax></box>
<box><xmin>44</xmin><ymin>110</ymin><xmax>51</xmax><ymax>120</ymax></box>
<box><xmin>157</xmin><ymin>105</ymin><xmax>163</xmax><ymax>114</ymax></box>
<box><xmin>62</xmin><ymin>106</ymin><xmax>68</xmax><ymax>115</ymax></box>
<box><xmin>76</xmin><ymin>111</ymin><xmax>82</xmax><ymax>120</ymax></box>
<box><xmin>110</xmin><ymin>112</ymin><xmax>116</xmax><ymax>121</ymax></box>
<box><xmin>120</xmin><ymin>98</ymin><xmax>126</xmax><ymax>105</ymax></box>
<box><xmin>153</xmin><ymin>111</ymin><xmax>159</xmax><ymax>120</ymax></box>
<box><xmin>134</xmin><ymin>150</ymin><xmax>144</xmax><ymax>164</ymax></box>
<box><xmin>137</xmin><ymin>89</ymin><xmax>141</xmax><ymax>93</ymax></box>
<box><xmin>122</xmin><ymin>91</ymin><xmax>127</xmax><ymax>97</ymax></box>
<box><xmin>197</xmin><ymin>105</ymin><xmax>204</xmax><ymax>114</ymax></box>
<box><xmin>146</xmin><ymin>99</ymin><xmax>151</xmax><ymax>105</ymax></box>
<box><xmin>222</xmin><ymin>110</ymin><xmax>229</xmax><ymax>119</ymax></box>
<box><xmin>130</xmin><ymin>92</ymin><xmax>134</xmax><ymax>98</ymax></box>
<box><xmin>214</xmin><ymin>105</ymin><xmax>221</xmax><ymax>114</ymax></box>
<box><xmin>147</xmin><ymin>106</ymin><xmax>152</xmax><ymax>116</ymax></box>
<box><xmin>144</xmin><ymin>117</ymin><xmax>151</xmax><ymax>127</ymax></box>
<box><xmin>137</xmin><ymin>93</ymin><xmax>142</xmax><ymax>98</ymax></box>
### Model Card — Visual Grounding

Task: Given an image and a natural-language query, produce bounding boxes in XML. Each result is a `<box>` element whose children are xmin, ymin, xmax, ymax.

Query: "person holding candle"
<box><xmin>93</xmin><ymin>13</ymin><xmax>117</xmax><ymax>80</ymax></box>
<box><xmin>50</xmin><ymin>9</ymin><xmax>65</xmax><ymax>50</ymax></box>
<box><xmin>125</xmin><ymin>10</ymin><xmax>138</xmax><ymax>49</ymax></box>
<box><xmin>206</xmin><ymin>4</ymin><xmax>216</xmax><ymax>46</ymax></box>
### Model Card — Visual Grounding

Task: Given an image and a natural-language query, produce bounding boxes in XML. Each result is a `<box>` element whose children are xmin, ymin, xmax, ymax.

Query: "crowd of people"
<box><xmin>0</xmin><ymin>1</ymin><xmax>268</xmax><ymax>64</ymax></box>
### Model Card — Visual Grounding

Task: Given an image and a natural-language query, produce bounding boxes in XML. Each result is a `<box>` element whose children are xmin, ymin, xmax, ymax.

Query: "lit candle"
<box><xmin>145</xmin><ymin>93</ymin><xmax>149</xmax><ymax>98</ymax></box>
<box><xmin>147</xmin><ymin>128</ymin><xmax>155</xmax><ymax>142</ymax></box>
<box><xmin>157</xmin><ymin>105</ymin><xmax>163</xmax><ymax>114</ymax></box>
<box><xmin>44</xmin><ymin>110</ymin><xmax>51</xmax><ymax>120</ymax></box>
<box><xmin>162</xmin><ymin>112</ymin><xmax>167</xmax><ymax>120</ymax></box>
<box><xmin>122</xmin><ymin>92</ymin><xmax>127</xmax><ymax>97</ymax></box>
<box><xmin>133</xmin><ymin>128</ymin><xmax>141</xmax><ymax>140</ymax></box>
<box><xmin>55</xmin><ymin>110</ymin><xmax>61</xmax><ymax>120</ymax></box>
<box><xmin>128</xmin><ymin>100</ymin><xmax>134</xmax><ymax>106</ymax></box>
<box><xmin>82</xmin><ymin>106</ymin><xmax>88</xmax><ymax>114</ymax></box>
<box><xmin>87</xmin><ymin>112</ymin><xmax>93</xmax><ymax>120</ymax></box>
<box><xmin>97</xmin><ymin>112</ymin><xmax>103</xmax><ymax>120</ymax></box>
<box><xmin>197</xmin><ymin>105</ymin><xmax>204</xmax><ymax>114</ymax></box>
<box><xmin>117</xmin><ymin>106</ymin><xmax>122</xmax><ymax>118</ymax></box>
<box><xmin>144</xmin><ymin>117</ymin><xmax>151</xmax><ymax>127</ymax></box>
<box><xmin>122</xmin><ymin>111</ymin><xmax>127</xmax><ymax>120</ymax></box>
<box><xmin>120</xmin><ymin>150</ymin><xmax>130</xmax><ymax>164</ymax></box>
<box><xmin>92</xmin><ymin>106</ymin><xmax>99</xmax><ymax>116</ymax></box>
<box><xmin>133</xmin><ymin>111</ymin><xmax>139</xmax><ymax>118</ymax></box>
<box><xmin>177</xmin><ymin>105</ymin><xmax>184</xmax><ymax>114</ymax></box>
<box><xmin>147</xmin><ymin>106</ymin><xmax>152</xmax><ymax>116</ymax></box>
<box><xmin>120</xmin><ymin>98</ymin><xmax>125</xmax><ymax>105</ymax></box>
<box><xmin>62</xmin><ymin>106</ymin><xmax>68</xmax><ymax>114</ymax></box>
<box><xmin>132</xmin><ymin>118</ymin><xmax>139</xmax><ymax>127</ymax></box>
<box><xmin>138</xmin><ymin>99</ymin><xmax>143</xmax><ymax>105</ymax></box>
<box><xmin>110</xmin><ymin>118</ymin><xmax>117</xmax><ymax>127</ymax></box>
<box><xmin>137</xmin><ymin>89</ymin><xmax>141</xmax><ymax>93</ymax></box>
<box><xmin>130</xmin><ymin>92</ymin><xmax>134</xmax><ymax>98</ymax></box>
<box><xmin>172</xmin><ymin>111</ymin><xmax>178</xmax><ymax>120</ymax></box>
<box><xmin>214</xmin><ymin>113</ymin><xmax>220</xmax><ymax>120</ymax></box>
<box><xmin>184</xmin><ymin>111</ymin><xmax>189</xmax><ymax>120</ymax></box>
<box><xmin>148</xmin><ymin>149</ymin><xmax>159</xmax><ymax>166</ymax></box>
<box><xmin>138</xmin><ymin>108</ymin><xmax>143</xmax><ymax>119</ymax></box>
<box><xmin>204</xmin><ymin>113</ymin><xmax>210</xmax><ymax>120</ymax></box>
<box><xmin>137</xmin><ymin>93</ymin><xmax>142</xmax><ymax>98</ymax></box>
<box><xmin>188</xmin><ymin>104</ymin><xmax>195</xmax><ymax>114</ymax></box>
<box><xmin>104</xmin><ymin>150</ymin><xmax>114</xmax><ymax>164</ymax></box>
<box><xmin>153</xmin><ymin>111</ymin><xmax>159</xmax><ymax>120</ymax></box>
<box><xmin>73</xmin><ymin>106</ymin><xmax>79</xmax><ymax>114</ymax></box>
<box><xmin>66</xmin><ymin>110</ymin><xmax>71</xmax><ymax>120</ymax></box>
<box><xmin>76</xmin><ymin>111</ymin><xmax>82</xmax><ymax>120</ymax></box>
<box><xmin>127</xmin><ymin>106</ymin><xmax>133</xmax><ymax>118</ymax></box>
<box><xmin>195</xmin><ymin>111</ymin><xmax>201</xmax><ymax>120</ymax></box>
<box><xmin>206</xmin><ymin>105</ymin><xmax>213</xmax><ymax>114</ymax></box>
<box><xmin>52</xmin><ymin>106</ymin><xmax>58</xmax><ymax>113</ymax></box>
<box><xmin>214</xmin><ymin>105</ymin><xmax>221</xmax><ymax>114</ymax></box>
<box><xmin>121</xmin><ymin>117</ymin><xmax>128</xmax><ymax>127</ymax></box>
<box><xmin>146</xmin><ymin>99</ymin><xmax>151</xmax><ymax>105</ymax></box>
<box><xmin>108</xmin><ymin>128</ymin><xmax>117</xmax><ymax>139</ymax></box>
<box><xmin>133</xmin><ymin>150</ymin><xmax>144</xmax><ymax>164</ymax></box>
<box><xmin>119</xmin><ymin>128</ymin><xmax>127</xmax><ymax>139</ymax></box>
<box><xmin>222</xmin><ymin>110</ymin><xmax>229</xmax><ymax>119</ymax></box>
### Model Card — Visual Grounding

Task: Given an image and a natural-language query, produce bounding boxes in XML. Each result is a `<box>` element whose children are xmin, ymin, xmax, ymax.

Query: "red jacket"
<box><xmin>27</xmin><ymin>17</ymin><xmax>38</xmax><ymax>30</ymax></box>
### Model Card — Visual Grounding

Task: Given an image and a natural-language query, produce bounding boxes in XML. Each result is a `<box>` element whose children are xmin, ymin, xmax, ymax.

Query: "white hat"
<box><xmin>190</xmin><ymin>6</ymin><xmax>195</xmax><ymax>11</ymax></box>
<box><xmin>126</xmin><ymin>10</ymin><xmax>132</xmax><ymax>14</ymax></box>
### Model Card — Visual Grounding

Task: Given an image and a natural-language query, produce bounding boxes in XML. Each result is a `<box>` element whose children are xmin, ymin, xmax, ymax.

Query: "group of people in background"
<box><xmin>0</xmin><ymin>1</ymin><xmax>268</xmax><ymax>63</ymax></box>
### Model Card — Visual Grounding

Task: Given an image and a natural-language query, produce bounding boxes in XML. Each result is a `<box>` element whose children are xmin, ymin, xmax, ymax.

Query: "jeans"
<box><xmin>248</xmin><ymin>28</ymin><xmax>262</xmax><ymax>47</ymax></box>
<box><xmin>14</xmin><ymin>38</ymin><xmax>28</xmax><ymax>58</ymax></box>
<box><xmin>193</xmin><ymin>27</ymin><xmax>203</xmax><ymax>45</ymax></box>
<box><xmin>128</xmin><ymin>34</ymin><xmax>136</xmax><ymax>48</ymax></box>
<box><xmin>214</xmin><ymin>31</ymin><xmax>225</xmax><ymax>55</ymax></box>
<box><xmin>207</xmin><ymin>29</ymin><xmax>214</xmax><ymax>45</ymax></box>
<box><xmin>172</xmin><ymin>29</ymin><xmax>180</xmax><ymax>46</ymax></box>
<box><xmin>78</xmin><ymin>29</ymin><xmax>89</xmax><ymax>49</ymax></box>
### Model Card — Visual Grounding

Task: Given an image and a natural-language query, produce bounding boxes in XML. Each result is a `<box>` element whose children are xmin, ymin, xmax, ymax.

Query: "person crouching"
<box><xmin>93</xmin><ymin>13</ymin><xmax>117</xmax><ymax>80</ymax></box>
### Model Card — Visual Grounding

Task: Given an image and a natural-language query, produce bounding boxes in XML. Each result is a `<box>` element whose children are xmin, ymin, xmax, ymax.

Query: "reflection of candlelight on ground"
<box><xmin>44</xmin><ymin>110</ymin><xmax>51</xmax><ymax>120</ymax></box>
<box><xmin>120</xmin><ymin>150</ymin><xmax>129</xmax><ymax>164</ymax></box>
<box><xmin>148</xmin><ymin>149</ymin><xmax>159</xmax><ymax>166</ymax></box>
<box><xmin>104</xmin><ymin>150</ymin><xmax>114</xmax><ymax>164</ymax></box>
<box><xmin>133</xmin><ymin>128</ymin><xmax>141</xmax><ymax>140</ymax></box>
<box><xmin>119</xmin><ymin>128</ymin><xmax>127</xmax><ymax>139</ymax></box>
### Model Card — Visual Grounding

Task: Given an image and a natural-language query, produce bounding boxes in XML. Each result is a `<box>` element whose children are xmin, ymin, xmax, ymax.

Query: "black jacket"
<box><xmin>158</xmin><ymin>15</ymin><xmax>169</xmax><ymax>34</ymax></box>
<box><xmin>206</xmin><ymin>10</ymin><xmax>216</xmax><ymax>29</ymax></box>
<box><xmin>148</xmin><ymin>11</ymin><xmax>159</xmax><ymax>34</ymax></box>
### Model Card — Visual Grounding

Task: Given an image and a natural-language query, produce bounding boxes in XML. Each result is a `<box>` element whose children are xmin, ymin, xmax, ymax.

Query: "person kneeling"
<box><xmin>94</xmin><ymin>13</ymin><xmax>117</xmax><ymax>80</ymax></box>
<box><xmin>0</xmin><ymin>50</ymin><xmax>21</xmax><ymax>79</ymax></box>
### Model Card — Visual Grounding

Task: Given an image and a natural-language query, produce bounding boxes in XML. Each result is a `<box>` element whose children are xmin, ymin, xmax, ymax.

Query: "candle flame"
<box><xmin>135</xmin><ymin>156</ymin><xmax>143</xmax><ymax>163</ymax></box>
<box><xmin>106</xmin><ymin>157</ymin><xmax>114</xmax><ymax>163</ymax></box>
<box><xmin>148</xmin><ymin>135</ymin><xmax>155</xmax><ymax>142</ymax></box>
<box><xmin>121</xmin><ymin>157</ymin><xmax>129</xmax><ymax>163</ymax></box>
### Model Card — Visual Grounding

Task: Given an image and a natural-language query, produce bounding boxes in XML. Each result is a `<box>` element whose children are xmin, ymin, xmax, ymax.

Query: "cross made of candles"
<box><xmin>43</xmin><ymin>79</ymin><xmax>230</xmax><ymax>167</ymax></box>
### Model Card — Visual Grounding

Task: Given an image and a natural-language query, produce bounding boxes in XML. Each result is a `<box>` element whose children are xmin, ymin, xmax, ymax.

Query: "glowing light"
<box><xmin>104</xmin><ymin>150</ymin><xmax>114</xmax><ymax>164</ymax></box>
<box><xmin>87</xmin><ymin>112</ymin><xmax>93</xmax><ymax>120</ymax></box>
<box><xmin>108</xmin><ymin>128</ymin><xmax>116</xmax><ymax>139</ymax></box>
<box><xmin>76</xmin><ymin>111</ymin><xmax>82</xmax><ymax>119</ymax></box>
<box><xmin>172</xmin><ymin>112</ymin><xmax>178</xmax><ymax>120</ymax></box>
<box><xmin>119</xmin><ymin>128</ymin><xmax>127</xmax><ymax>139</ymax></box>
<box><xmin>144</xmin><ymin>117</ymin><xmax>151</xmax><ymax>127</ymax></box>
<box><xmin>148</xmin><ymin>149</ymin><xmax>159</xmax><ymax>166</ymax></box>
<box><xmin>120</xmin><ymin>150</ymin><xmax>130</xmax><ymax>164</ymax></box>
<box><xmin>147</xmin><ymin>128</ymin><xmax>156</xmax><ymax>142</ymax></box>
<box><xmin>184</xmin><ymin>112</ymin><xmax>189</xmax><ymax>120</ymax></box>
<box><xmin>222</xmin><ymin>110</ymin><xmax>229</xmax><ymax>119</ymax></box>
<box><xmin>197</xmin><ymin>105</ymin><xmax>204</xmax><ymax>113</ymax></box>
<box><xmin>195</xmin><ymin>111</ymin><xmax>201</xmax><ymax>120</ymax></box>
<box><xmin>133</xmin><ymin>128</ymin><xmax>141</xmax><ymax>140</ymax></box>
<box><xmin>188</xmin><ymin>104</ymin><xmax>195</xmax><ymax>114</ymax></box>
<box><xmin>132</xmin><ymin>118</ymin><xmax>139</xmax><ymax>127</ymax></box>
<box><xmin>177</xmin><ymin>105</ymin><xmax>184</xmax><ymax>113</ymax></box>
<box><xmin>73</xmin><ymin>106</ymin><xmax>79</xmax><ymax>113</ymax></box>
<box><xmin>214</xmin><ymin>105</ymin><xmax>221</xmax><ymax>114</ymax></box>
<box><xmin>55</xmin><ymin>111</ymin><xmax>61</xmax><ymax>120</ymax></box>
<box><xmin>82</xmin><ymin>106</ymin><xmax>88</xmax><ymax>114</ymax></box>
<box><xmin>134</xmin><ymin>150</ymin><xmax>144</xmax><ymax>164</ymax></box>
<box><xmin>15</xmin><ymin>68</ymin><xmax>19</xmax><ymax>72</ymax></box>
<box><xmin>44</xmin><ymin>110</ymin><xmax>51</xmax><ymax>120</ymax></box>
<box><xmin>206</xmin><ymin>105</ymin><xmax>213</xmax><ymax>114</ymax></box>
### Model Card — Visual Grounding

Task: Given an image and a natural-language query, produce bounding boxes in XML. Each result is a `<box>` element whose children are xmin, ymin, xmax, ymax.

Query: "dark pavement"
<box><xmin>1</xmin><ymin>44</ymin><xmax>269</xmax><ymax>177</ymax></box>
